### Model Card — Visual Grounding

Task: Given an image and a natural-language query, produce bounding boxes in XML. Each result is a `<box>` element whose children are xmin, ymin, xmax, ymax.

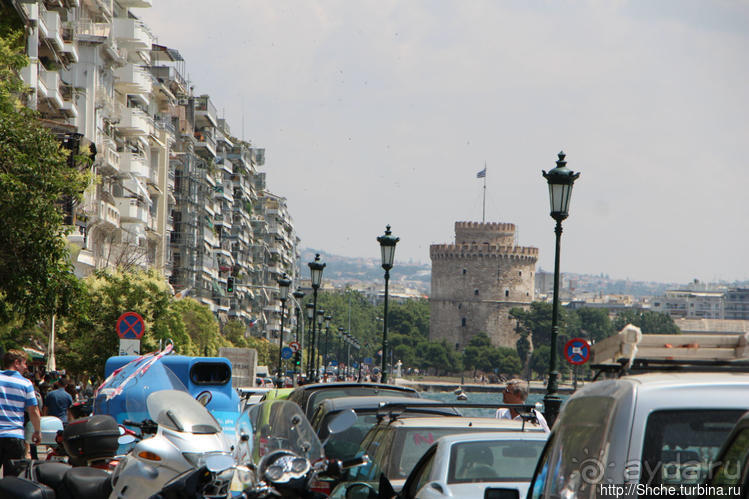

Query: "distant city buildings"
<box><xmin>7</xmin><ymin>0</ymin><xmax>300</xmax><ymax>340</ymax></box>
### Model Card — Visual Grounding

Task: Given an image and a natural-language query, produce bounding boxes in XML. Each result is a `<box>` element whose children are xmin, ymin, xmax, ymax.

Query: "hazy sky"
<box><xmin>140</xmin><ymin>1</ymin><xmax>749</xmax><ymax>284</ymax></box>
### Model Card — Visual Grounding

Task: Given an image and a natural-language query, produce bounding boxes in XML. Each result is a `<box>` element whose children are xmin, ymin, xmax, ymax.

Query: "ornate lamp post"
<box><xmin>292</xmin><ymin>287</ymin><xmax>305</xmax><ymax>378</ymax></box>
<box><xmin>542</xmin><ymin>151</ymin><xmax>580</xmax><ymax>426</ymax></box>
<box><xmin>344</xmin><ymin>332</ymin><xmax>352</xmax><ymax>379</ymax></box>
<box><xmin>377</xmin><ymin>225</ymin><xmax>399</xmax><ymax>383</ymax></box>
<box><xmin>308</xmin><ymin>254</ymin><xmax>325</xmax><ymax>380</ymax></box>
<box><xmin>315</xmin><ymin>309</ymin><xmax>324</xmax><ymax>380</ymax></box>
<box><xmin>276</xmin><ymin>273</ymin><xmax>292</xmax><ymax>387</ymax></box>
<box><xmin>323</xmin><ymin>314</ymin><xmax>332</xmax><ymax>378</ymax></box>
<box><xmin>305</xmin><ymin>302</ymin><xmax>314</xmax><ymax>378</ymax></box>
<box><xmin>337</xmin><ymin>326</ymin><xmax>345</xmax><ymax>378</ymax></box>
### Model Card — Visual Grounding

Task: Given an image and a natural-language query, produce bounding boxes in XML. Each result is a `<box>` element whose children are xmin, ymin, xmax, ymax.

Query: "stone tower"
<box><xmin>429</xmin><ymin>222</ymin><xmax>538</xmax><ymax>349</ymax></box>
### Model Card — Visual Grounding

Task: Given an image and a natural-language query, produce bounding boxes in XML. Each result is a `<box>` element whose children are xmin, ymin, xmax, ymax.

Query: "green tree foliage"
<box><xmin>576</xmin><ymin>308</ymin><xmax>616</xmax><ymax>342</ymax></box>
<box><xmin>0</xmin><ymin>29</ymin><xmax>89</xmax><ymax>325</ymax></box>
<box><xmin>530</xmin><ymin>345</ymin><xmax>550</xmax><ymax>377</ymax></box>
<box><xmin>613</xmin><ymin>309</ymin><xmax>680</xmax><ymax>335</ymax></box>
<box><xmin>172</xmin><ymin>299</ymin><xmax>230</xmax><ymax>356</ymax></box>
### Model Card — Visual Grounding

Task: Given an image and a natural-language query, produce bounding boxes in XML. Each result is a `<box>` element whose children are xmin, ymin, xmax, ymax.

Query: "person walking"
<box><xmin>44</xmin><ymin>379</ymin><xmax>74</xmax><ymax>424</ymax></box>
<box><xmin>0</xmin><ymin>350</ymin><xmax>41</xmax><ymax>475</ymax></box>
<box><xmin>495</xmin><ymin>378</ymin><xmax>550</xmax><ymax>432</ymax></box>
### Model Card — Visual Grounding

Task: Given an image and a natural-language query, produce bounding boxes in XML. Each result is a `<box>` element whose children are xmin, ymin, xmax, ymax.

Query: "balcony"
<box><xmin>80</xmin><ymin>0</ymin><xmax>112</xmax><ymax>20</ymax></box>
<box><xmin>114</xmin><ymin>64</ymin><xmax>152</xmax><ymax>95</ymax></box>
<box><xmin>194</xmin><ymin>95</ymin><xmax>217</xmax><ymax>128</ymax></box>
<box><xmin>120</xmin><ymin>152</ymin><xmax>149</xmax><ymax>178</ymax></box>
<box><xmin>111</xmin><ymin>18</ymin><xmax>152</xmax><ymax>52</ymax></box>
<box><xmin>39</xmin><ymin>67</ymin><xmax>63</xmax><ymax>109</ymax></box>
<box><xmin>116</xmin><ymin>105</ymin><xmax>153</xmax><ymax>136</ymax></box>
<box><xmin>194</xmin><ymin>129</ymin><xmax>217</xmax><ymax>158</ymax></box>
<box><xmin>75</xmin><ymin>20</ymin><xmax>110</xmax><ymax>42</ymax></box>
<box><xmin>43</xmin><ymin>8</ymin><xmax>64</xmax><ymax>51</ymax></box>
<box><xmin>60</xmin><ymin>85</ymin><xmax>77</xmax><ymax>118</ymax></box>
<box><xmin>97</xmin><ymin>137</ymin><xmax>120</xmax><ymax>176</ymax></box>
<box><xmin>94</xmin><ymin>199</ymin><xmax>120</xmax><ymax>230</ymax></box>
<box><xmin>115</xmin><ymin>198</ymin><xmax>149</xmax><ymax>224</ymax></box>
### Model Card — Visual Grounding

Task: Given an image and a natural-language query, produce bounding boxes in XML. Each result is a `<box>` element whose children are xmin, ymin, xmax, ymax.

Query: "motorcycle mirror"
<box><xmin>203</xmin><ymin>453</ymin><xmax>235</xmax><ymax>473</ymax></box>
<box><xmin>328</xmin><ymin>409</ymin><xmax>357</xmax><ymax>435</ymax></box>
<box><xmin>196</xmin><ymin>391</ymin><xmax>213</xmax><ymax>406</ymax></box>
<box><xmin>118</xmin><ymin>434</ymin><xmax>137</xmax><ymax>445</ymax></box>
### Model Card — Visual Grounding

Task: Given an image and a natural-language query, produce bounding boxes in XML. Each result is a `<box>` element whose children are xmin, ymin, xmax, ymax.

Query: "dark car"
<box><xmin>310</xmin><ymin>396</ymin><xmax>461</xmax><ymax>463</ymax></box>
<box><xmin>287</xmin><ymin>382</ymin><xmax>420</xmax><ymax>421</ymax></box>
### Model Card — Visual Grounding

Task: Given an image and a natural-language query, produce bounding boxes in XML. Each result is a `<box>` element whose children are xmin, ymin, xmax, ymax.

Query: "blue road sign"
<box><xmin>364</xmin><ymin>357</ymin><xmax>373</xmax><ymax>365</ymax></box>
<box><xmin>116</xmin><ymin>312</ymin><xmax>145</xmax><ymax>339</ymax></box>
<box><xmin>352</xmin><ymin>361</ymin><xmax>359</xmax><ymax>368</ymax></box>
<box><xmin>564</xmin><ymin>338</ymin><xmax>590</xmax><ymax>365</ymax></box>
<box><xmin>330</xmin><ymin>360</ymin><xmax>338</xmax><ymax>366</ymax></box>
<box><xmin>281</xmin><ymin>347</ymin><xmax>293</xmax><ymax>360</ymax></box>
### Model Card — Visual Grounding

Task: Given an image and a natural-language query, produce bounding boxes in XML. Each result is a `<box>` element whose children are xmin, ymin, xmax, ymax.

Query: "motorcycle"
<box><xmin>0</xmin><ymin>350</ymin><xmax>236</xmax><ymax>499</ymax></box>
<box><xmin>151</xmin><ymin>399</ymin><xmax>368</xmax><ymax>499</ymax></box>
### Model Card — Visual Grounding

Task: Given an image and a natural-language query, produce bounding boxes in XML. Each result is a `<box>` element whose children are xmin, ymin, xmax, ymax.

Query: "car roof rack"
<box><xmin>375</xmin><ymin>402</ymin><xmax>540</xmax><ymax>430</ymax></box>
<box><xmin>591</xmin><ymin>324</ymin><xmax>749</xmax><ymax>378</ymax></box>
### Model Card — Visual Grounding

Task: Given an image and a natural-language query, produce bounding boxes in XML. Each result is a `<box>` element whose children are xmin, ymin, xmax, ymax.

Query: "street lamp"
<box><xmin>315</xmin><ymin>309</ymin><xmax>325</xmax><ymax>380</ymax></box>
<box><xmin>305</xmin><ymin>302</ymin><xmax>315</xmax><ymax>378</ymax></box>
<box><xmin>308</xmin><ymin>254</ymin><xmax>326</xmax><ymax>380</ymax></box>
<box><xmin>337</xmin><ymin>326</ymin><xmax>345</xmax><ymax>378</ymax></box>
<box><xmin>276</xmin><ymin>273</ymin><xmax>292</xmax><ymax>387</ymax></box>
<box><xmin>377</xmin><ymin>225</ymin><xmax>399</xmax><ymax>383</ymax></box>
<box><xmin>323</xmin><ymin>314</ymin><xmax>332</xmax><ymax>378</ymax></box>
<box><xmin>542</xmin><ymin>151</ymin><xmax>580</xmax><ymax>426</ymax></box>
<box><xmin>292</xmin><ymin>287</ymin><xmax>305</xmax><ymax>379</ymax></box>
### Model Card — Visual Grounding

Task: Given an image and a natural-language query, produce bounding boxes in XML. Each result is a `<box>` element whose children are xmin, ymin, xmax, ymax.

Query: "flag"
<box><xmin>476</xmin><ymin>167</ymin><xmax>486</xmax><ymax>178</ymax></box>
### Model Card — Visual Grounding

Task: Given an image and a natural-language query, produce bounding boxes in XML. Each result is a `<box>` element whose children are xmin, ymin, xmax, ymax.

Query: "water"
<box><xmin>421</xmin><ymin>391</ymin><xmax>556</xmax><ymax>418</ymax></box>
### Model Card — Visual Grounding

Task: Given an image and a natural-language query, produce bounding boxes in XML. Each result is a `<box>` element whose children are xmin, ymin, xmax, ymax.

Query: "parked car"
<box><xmin>394</xmin><ymin>431</ymin><xmax>548</xmax><ymax>499</ymax></box>
<box><xmin>287</xmin><ymin>382</ymin><xmax>420</xmax><ymax>421</ymax></box>
<box><xmin>331</xmin><ymin>413</ymin><xmax>547</xmax><ymax>496</ymax></box>
<box><xmin>528</xmin><ymin>356</ymin><xmax>749</xmax><ymax>498</ymax></box>
<box><xmin>705</xmin><ymin>410</ymin><xmax>749</xmax><ymax>497</ymax></box>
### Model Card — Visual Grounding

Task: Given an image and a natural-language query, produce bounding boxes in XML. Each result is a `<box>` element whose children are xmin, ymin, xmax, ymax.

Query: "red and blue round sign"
<box><xmin>116</xmin><ymin>312</ymin><xmax>145</xmax><ymax>340</ymax></box>
<box><xmin>564</xmin><ymin>337</ymin><xmax>591</xmax><ymax>365</ymax></box>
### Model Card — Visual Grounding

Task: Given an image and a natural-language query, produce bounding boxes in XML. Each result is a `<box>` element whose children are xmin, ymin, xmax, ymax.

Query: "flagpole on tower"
<box><xmin>476</xmin><ymin>163</ymin><xmax>487</xmax><ymax>222</ymax></box>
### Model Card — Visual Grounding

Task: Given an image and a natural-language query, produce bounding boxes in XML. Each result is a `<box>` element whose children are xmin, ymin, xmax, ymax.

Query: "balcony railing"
<box><xmin>39</xmin><ymin>67</ymin><xmax>63</xmax><ymax>109</ymax></box>
<box><xmin>114</xmin><ymin>64</ymin><xmax>152</xmax><ymax>95</ymax></box>
<box><xmin>112</xmin><ymin>17</ymin><xmax>152</xmax><ymax>51</ymax></box>
<box><xmin>116</xmin><ymin>104</ymin><xmax>153</xmax><ymax>136</ymax></box>
<box><xmin>74</xmin><ymin>20</ymin><xmax>110</xmax><ymax>40</ymax></box>
<box><xmin>120</xmin><ymin>152</ymin><xmax>149</xmax><ymax>178</ymax></box>
<box><xmin>194</xmin><ymin>95</ymin><xmax>217</xmax><ymax>128</ymax></box>
<box><xmin>114</xmin><ymin>198</ymin><xmax>148</xmax><ymax>224</ymax></box>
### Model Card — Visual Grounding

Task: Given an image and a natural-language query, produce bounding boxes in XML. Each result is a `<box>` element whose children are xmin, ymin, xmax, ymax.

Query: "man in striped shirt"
<box><xmin>0</xmin><ymin>350</ymin><xmax>41</xmax><ymax>475</ymax></box>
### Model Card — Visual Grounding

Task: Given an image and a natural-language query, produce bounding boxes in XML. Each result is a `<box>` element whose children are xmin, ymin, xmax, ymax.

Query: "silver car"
<box><xmin>398</xmin><ymin>431</ymin><xmax>548</xmax><ymax>499</ymax></box>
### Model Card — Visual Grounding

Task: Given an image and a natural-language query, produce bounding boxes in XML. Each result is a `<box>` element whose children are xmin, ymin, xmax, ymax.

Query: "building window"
<box><xmin>519</xmin><ymin>271</ymin><xmax>522</xmax><ymax>276</ymax></box>
<box><xmin>461</xmin><ymin>318</ymin><xmax>466</xmax><ymax>327</ymax></box>
<box><xmin>462</xmin><ymin>269</ymin><xmax>467</xmax><ymax>275</ymax></box>
<box><xmin>474</xmin><ymin>289</ymin><xmax>479</xmax><ymax>296</ymax></box>
<box><xmin>505</xmin><ymin>290</ymin><xmax>509</xmax><ymax>297</ymax></box>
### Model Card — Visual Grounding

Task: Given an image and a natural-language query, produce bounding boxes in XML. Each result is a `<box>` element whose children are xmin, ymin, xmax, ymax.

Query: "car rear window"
<box><xmin>324</xmin><ymin>413</ymin><xmax>379</xmax><ymax>461</ymax></box>
<box><xmin>448</xmin><ymin>439</ymin><xmax>546</xmax><ymax>483</ymax></box>
<box><xmin>641</xmin><ymin>409</ymin><xmax>744</xmax><ymax>486</ymax></box>
<box><xmin>307</xmin><ymin>387</ymin><xmax>418</xmax><ymax>415</ymax></box>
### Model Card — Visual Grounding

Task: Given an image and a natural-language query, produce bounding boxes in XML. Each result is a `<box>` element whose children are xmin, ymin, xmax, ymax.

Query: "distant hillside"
<box><xmin>302</xmin><ymin>249</ymin><xmax>749</xmax><ymax>298</ymax></box>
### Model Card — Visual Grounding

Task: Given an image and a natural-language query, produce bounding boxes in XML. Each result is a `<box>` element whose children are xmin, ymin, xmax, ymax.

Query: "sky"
<box><xmin>140</xmin><ymin>0</ymin><xmax>749</xmax><ymax>285</ymax></box>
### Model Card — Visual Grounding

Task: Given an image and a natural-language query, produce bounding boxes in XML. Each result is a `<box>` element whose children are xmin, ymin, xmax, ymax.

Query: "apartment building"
<box><xmin>652</xmin><ymin>289</ymin><xmax>725</xmax><ymax>319</ymax></box>
<box><xmin>8</xmin><ymin>0</ymin><xmax>300</xmax><ymax>335</ymax></box>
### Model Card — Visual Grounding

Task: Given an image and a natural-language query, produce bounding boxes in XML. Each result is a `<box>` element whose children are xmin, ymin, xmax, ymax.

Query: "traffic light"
<box><xmin>294</xmin><ymin>350</ymin><xmax>302</xmax><ymax>367</ymax></box>
<box><xmin>227</xmin><ymin>276</ymin><xmax>234</xmax><ymax>294</ymax></box>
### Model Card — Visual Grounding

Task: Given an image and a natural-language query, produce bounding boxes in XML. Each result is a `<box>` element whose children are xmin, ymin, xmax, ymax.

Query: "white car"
<box><xmin>396</xmin><ymin>431</ymin><xmax>548</xmax><ymax>499</ymax></box>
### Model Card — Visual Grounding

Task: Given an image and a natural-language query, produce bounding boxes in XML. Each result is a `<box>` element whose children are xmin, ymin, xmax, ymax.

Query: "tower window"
<box><xmin>519</xmin><ymin>271</ymin><xmax>522</xmax><ymax>276</ymax></box>
<box><xmin>461</xmin><ymin>318</ymin><xmax>466</xmax><ymax>327</ymax></box>
<box><xmin>462</xmin><ymin>269</ymin><xmax>466</xmax><ymax>275</ymax></box>
<box><xmin>474</xmin><ymin>289</ymin><xmax>479</xmax><ymax>296</ymax></box>
<box><xmin>505</xmin><ymin>290</ymin><xmax>509</xmax><ymax>297</ymax></box>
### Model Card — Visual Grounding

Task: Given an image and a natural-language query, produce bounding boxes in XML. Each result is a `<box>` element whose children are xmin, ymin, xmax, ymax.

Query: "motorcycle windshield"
<box><xmin>146</xmin><ymin>390</ymin><xmax>222</xmax><ymax>434</ymax></box>
<box><xmin>235</xmin><ymin>400</ymin><xmax>324</xmax><ymax>466</ymax></box>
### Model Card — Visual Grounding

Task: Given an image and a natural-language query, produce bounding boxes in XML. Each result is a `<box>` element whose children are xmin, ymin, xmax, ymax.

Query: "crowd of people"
<box><xmin>0</xmin><ymin>350</ymin><xmax>97</xmax><ymax>474</ymax></box>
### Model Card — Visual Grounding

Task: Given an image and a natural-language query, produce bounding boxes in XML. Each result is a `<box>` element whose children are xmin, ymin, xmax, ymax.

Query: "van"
<box><xmin>528</xmin><ymin>328</ymin><xmax>749</xmax><ymax>498</ymax></box>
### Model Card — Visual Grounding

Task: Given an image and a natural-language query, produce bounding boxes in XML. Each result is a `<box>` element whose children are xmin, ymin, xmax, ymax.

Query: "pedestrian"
<box><xmin>496</xmin><ymin>378</ymin><xmax>550</xmax><ymax>432</ymax></box>
<box><xmin>0</xmin><ymin>350</ymin><xmax>41</xmax><ymax>475</ymax></box>
<box><xmin>44</xmin><ymin>379</ymin><xmax>74</xmax><ymax>424</ymax></box>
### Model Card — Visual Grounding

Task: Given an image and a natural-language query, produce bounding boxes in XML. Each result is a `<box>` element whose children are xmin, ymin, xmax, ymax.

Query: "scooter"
<box><xmin>0</xmin><ymin>351</ymin><xmax>236</xmax><ymax>499</ymax></box>
<box><xmin>151</xmin><ymin>399</ymin><xmax>369</xmax><ymax>499</ymax></box>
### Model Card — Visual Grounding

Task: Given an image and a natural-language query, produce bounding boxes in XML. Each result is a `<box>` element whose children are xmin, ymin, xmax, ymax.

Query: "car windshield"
<box><xmin>448</xmin><ymin>439</ymin><xmax>546</xmax><ymax>483</ymax></box>
<box><xmin>324</xmin><ymin>412</ymin><xmax>379</xmax><ymax>461</ymax></box>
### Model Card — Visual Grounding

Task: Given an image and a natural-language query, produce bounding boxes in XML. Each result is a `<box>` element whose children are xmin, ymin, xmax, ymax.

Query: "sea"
<box><xmin>419</xmin><ymin>391</ymin><xmax>558</xmax><ymax>418</ymax></box>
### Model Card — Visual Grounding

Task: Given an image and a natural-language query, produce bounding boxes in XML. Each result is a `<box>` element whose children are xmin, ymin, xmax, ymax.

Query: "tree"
<box><xmin>613</xmin><ymin>310</ymin><xmax>680</xmax><ymax>335</ymax></box>
<box><xmin>530</xmin><ymin>345</ymin><xmax>550</xmax><ymax>378</ymax></box>
<box><xmin>0</xmin><ymin>29</ymin><xmax>89</xmax><ymax>326</ymax></box>
<box><xmin>576</xmin><ymin>308</ymin><xmax>616</xmax><ymax>342</ymax></box>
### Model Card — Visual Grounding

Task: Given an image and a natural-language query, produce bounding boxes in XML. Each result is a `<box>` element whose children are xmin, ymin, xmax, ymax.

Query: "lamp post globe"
<box><xmin>377</xmin><ymin>225</ymin><xmax>399</xmax><ymax>383</ymax></box>
<box><xmin>307</xmin><ymin>254</ymin><xmax>325</xmax><ymax>380</ymax></box>
<box><xmin>542</xmin><ymin>151</ymin><xmax>580</xmax><ymax>426</ymax></box>
<box><xmin>276</xmin><ymin>273</ymin><xmax>292</xmax><ymax>387</ymax></box>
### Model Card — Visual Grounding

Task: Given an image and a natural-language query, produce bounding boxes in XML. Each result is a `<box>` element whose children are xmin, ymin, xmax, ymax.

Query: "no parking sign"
<box><xmin>564</xmin><ymin>338</ymin><xmax>591</xmax><ymax>365</ymax></box>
